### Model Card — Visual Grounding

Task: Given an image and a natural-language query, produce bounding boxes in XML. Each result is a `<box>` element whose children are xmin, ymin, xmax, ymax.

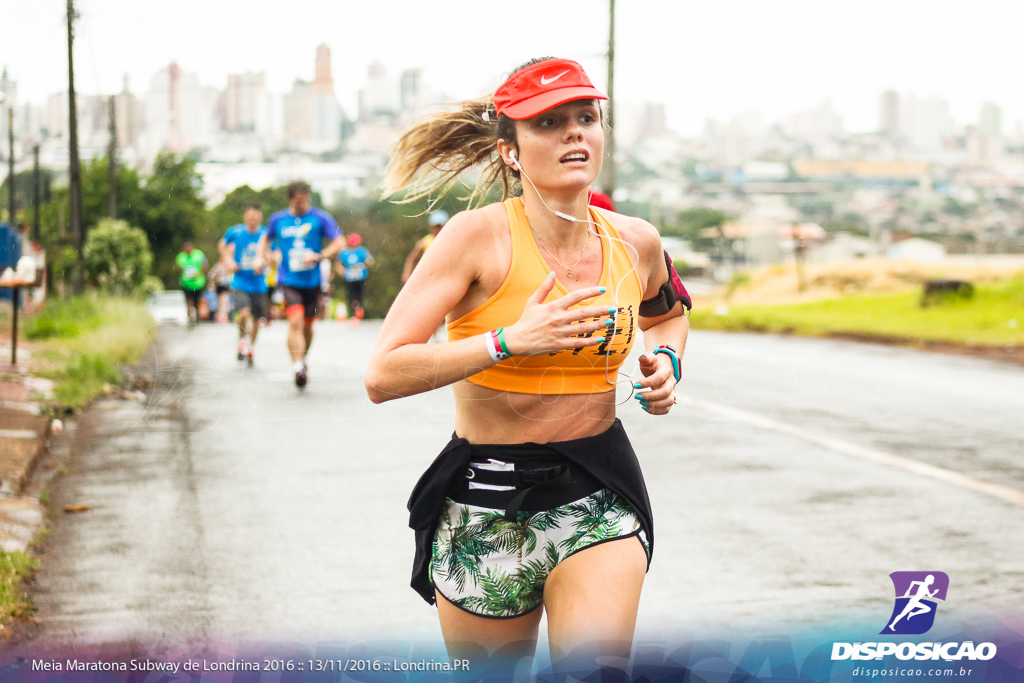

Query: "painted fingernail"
<box><xmin>607</xmin><ymin>307</ymin><xmax>616</xmax><ymax>314</ymax></box>
<box><xmin>642</xmin><ymin>405</ymin><xmax>650</xmax><ymax>412</ymax></box>
<box><xmin>595</xmin><ymin>337</ymin><xmax>606</xmax><ymax>343</ymax></box>
<box><xmin>604</xmin><ymin>319</ymin><xmax>614</xmax><ymax>326</ymax></box>
<box><xmin>633</xmin><ymin>383</ymin><xmax>642</xmax><ymax>389</ymax></box>
<box><xmin>547</xmin><ymin>271</ymin><xmax>556</xmax><ymax>280</ymax></box>
<box><xmin>598</xmin><ymin>286</ymin><xmax>607</xmax><ymax>293</ymax></box>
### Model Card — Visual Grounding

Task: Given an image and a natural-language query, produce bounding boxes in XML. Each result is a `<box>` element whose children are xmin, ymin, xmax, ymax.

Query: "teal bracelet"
<box><xmin>652</xmin><ymin>345</ymin><xmax>681</xmax><ymax>382</ymax></box>
<box><xmin>496</xmin><ymin>328</ymin><xmax>513</xmax><ymax>357</ymax></box>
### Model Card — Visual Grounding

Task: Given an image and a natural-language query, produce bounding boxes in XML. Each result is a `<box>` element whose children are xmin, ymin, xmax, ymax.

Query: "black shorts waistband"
<box><xmin>448</xmin><ymin>443</ymin><xmax>603</xmax><ymax>517</ymax></box>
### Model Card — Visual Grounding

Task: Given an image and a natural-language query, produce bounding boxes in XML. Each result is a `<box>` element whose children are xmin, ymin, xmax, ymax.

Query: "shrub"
<box><xmin>136</xmin><ymin>275</ymin><xmax>165</xmax><ymax>298</ymax></box>
<box><xmin>84</xmin><ymin>219</ymin><xmax>154</xmax><ymax>294</ymax></box>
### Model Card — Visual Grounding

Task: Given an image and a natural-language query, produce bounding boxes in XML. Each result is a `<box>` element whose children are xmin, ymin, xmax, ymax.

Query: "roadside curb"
<box><xmin>0</xmin><ymin>405</ymin><xmax>50</xmax><ymax>496</ymax></box>
<box><xmin>0</xmin><ymin>371</ymin><xmax>51</xmax><ymax>553</ymax></box>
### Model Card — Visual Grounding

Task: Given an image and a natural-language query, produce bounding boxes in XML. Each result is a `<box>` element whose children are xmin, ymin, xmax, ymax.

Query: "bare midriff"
<box><xmin>453</xmin><ymin>380</ymin><xmax>617</xmax><ymax>444</ymax></box>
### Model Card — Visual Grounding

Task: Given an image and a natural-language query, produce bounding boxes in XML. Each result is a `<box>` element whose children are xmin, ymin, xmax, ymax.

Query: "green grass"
<box><xmin>30</xmin><ymin>295</ymin><xmax>153</xmax><ymax>410</ymax></box>
<box><xmin>23</xmin><ymin>296</ymin><xmax>103</xmax><ymax>340</ymax></box>
<box><xmin>0</xmin><ymin>549</ymin><xmax>39</xmax><ymax>630</ymax></box>
<box><xmin>690</xmin><ymin>276</ymin><xmax>1024</xmax><ymax>346</ymax></box>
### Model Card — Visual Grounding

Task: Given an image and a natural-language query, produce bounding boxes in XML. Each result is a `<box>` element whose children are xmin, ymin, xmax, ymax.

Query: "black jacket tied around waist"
<box><xmin>405</xmin><ymin>418</ymin><xmax>654</xmax><ymax>605</ymax></box>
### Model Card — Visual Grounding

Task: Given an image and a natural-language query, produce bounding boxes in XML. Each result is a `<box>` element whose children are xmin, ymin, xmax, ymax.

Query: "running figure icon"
<box><xmin>881</xmin><ymin>571</ymin><xmax>949</xmax><ymax>635</ymax></box>
<box><xmin>887</xmin><ymin>574</ymin><xmax>938</xmax><ymax>631</ymax></box>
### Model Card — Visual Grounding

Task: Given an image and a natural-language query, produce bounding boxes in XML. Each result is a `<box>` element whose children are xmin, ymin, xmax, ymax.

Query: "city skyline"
<box><xmin>4</xmin><ymin>0</ymin><xmax>1023</xmax><ymax>137</ymax></box>
<box><xmin>2</xmin><ymin>50</ymin><xmax>1017</xmax><ymax>151</ymax></box>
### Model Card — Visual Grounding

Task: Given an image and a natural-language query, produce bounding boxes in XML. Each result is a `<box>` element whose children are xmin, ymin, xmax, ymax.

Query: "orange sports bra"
<box><xmin>446</xmin><ymin>197</ymin><xmax>644</xmax><ymax>395</ymax></box>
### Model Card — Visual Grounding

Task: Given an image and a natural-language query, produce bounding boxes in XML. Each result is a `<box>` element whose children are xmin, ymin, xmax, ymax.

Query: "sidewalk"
<box><xmin>0</xmin><ymin>345</ymin><xmax>50</xmax><ymax>553</ymax></box>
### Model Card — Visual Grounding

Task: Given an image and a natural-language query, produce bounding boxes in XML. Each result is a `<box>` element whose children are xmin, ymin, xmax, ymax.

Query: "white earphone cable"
<box><xmin>512</xmin><ymin>154</ymin><xmax>642</xmax><ymax>401</ymax></box>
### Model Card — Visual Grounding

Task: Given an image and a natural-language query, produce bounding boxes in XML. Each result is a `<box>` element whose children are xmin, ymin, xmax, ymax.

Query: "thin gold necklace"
<box><xmin>536</xmin><ymin>230</ymin><xmax>591</xmax><ymax>279</ymax></box>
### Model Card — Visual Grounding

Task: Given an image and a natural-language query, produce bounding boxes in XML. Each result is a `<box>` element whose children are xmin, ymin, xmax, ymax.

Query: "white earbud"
<box><xmin>509</xmin><ymin>149</ymin><xmax>522</xmax><ymax>170</ymax></box>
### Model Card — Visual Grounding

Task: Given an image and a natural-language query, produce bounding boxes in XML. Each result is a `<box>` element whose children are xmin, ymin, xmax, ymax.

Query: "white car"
<box><xmin>146</xmin><ymin>290</ymin><xmax>189</xmax><ymax>325</ymax></box>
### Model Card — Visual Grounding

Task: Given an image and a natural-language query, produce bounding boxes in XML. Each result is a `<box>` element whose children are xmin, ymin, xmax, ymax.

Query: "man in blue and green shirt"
<box><xmin>254</xmin><ymin>181</ymin><xmax>346</xmax><ymax>388</ymax></box>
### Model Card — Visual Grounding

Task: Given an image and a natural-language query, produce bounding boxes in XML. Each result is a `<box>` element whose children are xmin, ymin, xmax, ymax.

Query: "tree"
<box><xmin>329</xmin><ymin>192</ymin><xmax>477</xmax><ymax>319</ymax></box>
<box><xmin>210</xmin><ymin>184</ymin><xmax>291</xmax><ymax>235</ymax></box>
<box><xmin>141</xmin><ymin>152</ymin><xmax>211</xmax><ymax>285</ymax></box>
<box><xmin>79</xmin><ymin>158</ymin><xmax>147</xmax><ymax>232</ymax></box>
<box><xmin>660</xmin><ymin>207</ymin><xmax>729</xmax><ymax>243</ymax></box>
<box><xmin>0</xmin><ymin>168</ymin><xmax>55</xmax><ymax>223</ymax></box>
<box><xmin>84</xmin><ymin>218</ymin><xmax>153</xmax><ymax>294</ymax></box>
<box><xmin>208</xmin><ymin>183</ymin><xmax>325</xmax><ymax>259</ymax></box>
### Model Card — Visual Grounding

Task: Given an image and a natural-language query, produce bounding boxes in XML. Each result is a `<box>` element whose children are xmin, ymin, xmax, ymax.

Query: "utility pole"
<box><xmin>601</xmin><ymin>0</ymin><xmax>616</xmax><ymax>198</ymax></box>
<box><xmin>67</xmin><ymin>0</ymin><xmax>84</xmax><ymax>294</ymax></box>
<box><xmin>32</xmin><ymin>145</ymin><xmax>40</xmax><ymax>243</ymax></box>
<box><xmin>791</xmin><ymin>223</ymin><xmax>807</xmax><ymax>293</ymax></box>
<box><xmin>107</xmin><ymin>94</ymin><xmax>116</xmax><ymax>219</ymax></box>
<box><xmin>6</xmin><ymin>105</ymin><xmax>13</xmax><ymax>225</ymax></box>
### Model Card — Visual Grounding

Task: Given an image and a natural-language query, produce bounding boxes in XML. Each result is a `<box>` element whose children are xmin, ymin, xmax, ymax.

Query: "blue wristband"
<box><xmin>652</xmin><ymin>345</ymin><xmax>681</xmax><ymax>383</ymax></box>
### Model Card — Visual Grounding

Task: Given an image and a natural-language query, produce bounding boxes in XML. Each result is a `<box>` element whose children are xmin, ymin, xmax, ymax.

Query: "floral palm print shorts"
<box><xmin>430</xmin><ymin>488</ymin><xmax>650</xmax><ymax>618</ymax></box>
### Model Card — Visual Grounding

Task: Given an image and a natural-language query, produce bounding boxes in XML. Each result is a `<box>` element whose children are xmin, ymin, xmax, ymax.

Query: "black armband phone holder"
<box><xmin>639</xmin><ymin>250</ymin><xmax>692</xmax><ymax>317</ymax></box>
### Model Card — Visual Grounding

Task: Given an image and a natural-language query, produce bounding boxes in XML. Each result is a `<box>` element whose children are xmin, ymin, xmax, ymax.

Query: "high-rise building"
<box><xmin>282</xmin><ymin>46</ymin><xmax>341</xmax><ymax>148</ymax></box>
<box><xmin>0</xmin><ymin>67</ymin><xmax>17</xmax><ymax>143</ymax></box>
<box><xmin>879</xmin><ymin>90</ymin><xmax>899</xmax><ymax>135</ymax></box>
<box><xmin>970</xmin><ymin>101</ymin><xmax>1004</xmax><ymax>165</ymax></box>
<box><xmin>284</xmin><ymin>79</ymin><xmax>313</xmax><ymax>142</ymax></box>
<box><xmin>359</xmin><ymin>61</ymin><xmax>395</xmax><ymax>122</ymax></box>
<box><xmin>400</xmin><ymin>68</ymin><xmax>423</xmax><ymax>117</ymax></box>
<box><xmin>254</xmin><ymin>91</ymin><xmax>283</xmax><ymax>140</ymax></box>
<box><xmin>225</xmin><ymin>71</ymin><xmax>265</xmax><ymax>132</ymax></box>
<box><xmin>114</xmin><ymin>75</ymin><xmax>143</xmax><ymax>148</ymax></box>
<box><xmin>900</xmin><ymin>94</ymin><xmax>952</xmax><ymax>153</ymax></box>
<box><xmin>46</xmin><ymin>92</ymin><xmax>68</xmax><ymax>138</ymax></box>
<box><xmin>706</xmin><ymin>110</ymin><xmax>766</xmax><ymax>165</ymax></box>
<box><xmin>312</xmin><ymin>44</ymin><xmax>334</xmax><ymax>95</ymax></box>
<box><xmin>786</xmin><ymin>99</ymin><xmax>843</xmax><ymax>147</ymax></box>
<box><xmin>979</xmin><ymin>102</ymin><xmax>1002</xmax><ymax>138</ymax></box>
<box><xmin>143</xmin><ymin>62</ymin><xmax>216</xmax><ymax>155</ymax></box>
<box><xmin>311</xmin><ymin>45</ymin><xmax>341</xmax><ymax>145</ymax></box>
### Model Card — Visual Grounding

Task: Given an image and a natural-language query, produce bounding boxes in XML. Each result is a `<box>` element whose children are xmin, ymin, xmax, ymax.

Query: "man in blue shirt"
<box><xmin>220</xmin><ymin>203</ymin><xmax>268</xmax><ymax>367</ymax></box>
<box><xmin>335</xmin><ymin>233</ymin><xmax>375</xmax><ymax>325</ymax></box>
<box><xmin>255</xmin><ymin>181</ymin><xmax>346</xmax><ymax>388</ymax></box>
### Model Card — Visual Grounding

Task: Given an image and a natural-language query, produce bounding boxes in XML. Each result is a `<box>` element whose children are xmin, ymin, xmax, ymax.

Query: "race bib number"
<box><xmin>289</xmin><ymin>248</ymin><xmax>313</xmax><ymax>272</ymax></box>
<box><xmin>240</xmin><ymin>247</ymin><xmax>256</xmax><ymax>270</ymax></box>
<box><xmin>184</xmin><ymin>266</ymin><xmax>199</xmax><ymax>279</ymax></box>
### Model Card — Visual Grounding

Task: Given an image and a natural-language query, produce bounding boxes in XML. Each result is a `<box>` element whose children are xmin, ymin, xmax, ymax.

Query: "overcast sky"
<box><xmin>4</xmin><ymin>0</ymin><xmax>1023</xmax><ymax>136</ymax></box>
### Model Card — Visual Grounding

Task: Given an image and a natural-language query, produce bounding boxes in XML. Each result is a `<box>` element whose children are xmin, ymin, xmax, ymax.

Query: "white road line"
<box><xmin>678</xmin><ymin>395</ymin><xmax>1024</xmax><ymax>508</ymax></box>
<box><xmin>0</xmin><ymin>429</ymin><xmax>37</xmax><ymax>439</ymax></box>
<box><xmin>0</xmin><ymin>401</ymin><xmax>41</xmax><ymax>415</ymax></box>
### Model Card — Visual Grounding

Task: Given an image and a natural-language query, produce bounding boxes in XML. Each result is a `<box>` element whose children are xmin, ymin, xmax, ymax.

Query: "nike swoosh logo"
<box><xmin>540</xmin><ymin>70</ymin><xmax>569</xmax><ymax>85</ymax></box>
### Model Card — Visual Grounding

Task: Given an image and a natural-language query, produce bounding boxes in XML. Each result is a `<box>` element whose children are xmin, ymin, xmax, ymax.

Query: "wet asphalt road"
<box><xmin>31</xmin><ymin>320</ymin><xmax>1024</xmax><ymax>648</ymax></box>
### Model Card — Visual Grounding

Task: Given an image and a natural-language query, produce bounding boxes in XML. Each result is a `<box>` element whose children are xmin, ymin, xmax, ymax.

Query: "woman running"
<box><xmin>365</xmin><ymin>57</ymin><xmax>689</xmax><ymax>668</ymax></box>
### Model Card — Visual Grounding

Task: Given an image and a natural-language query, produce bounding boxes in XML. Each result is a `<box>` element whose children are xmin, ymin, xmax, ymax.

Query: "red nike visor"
<box><xmin>494</xmin><ymin>59</ymin><xmax>607</xmax><ymax>120</ymax></box>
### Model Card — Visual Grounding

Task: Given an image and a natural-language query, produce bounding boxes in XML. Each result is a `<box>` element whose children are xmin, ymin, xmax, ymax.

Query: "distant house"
<box><xmin>661</xmin><ymin>237</ymin><xmax>711</xmax><ymax>277</ymax></box>
<box><xmin>808</xmin><ymin>232</ymin><xmax>874</xmax><ymax>263</ymax></box>
<box><xmin>702</xmin><ymin>221</ymin><xmax>826</xmax><ymax>266</ymax></box>
<box><xmin>887</xmin><ymin>237</ymin><xmax>946</xmax><ymax>262</ymax></box>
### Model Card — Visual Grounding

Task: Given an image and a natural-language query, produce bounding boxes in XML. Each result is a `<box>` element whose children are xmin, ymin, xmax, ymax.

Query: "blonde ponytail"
<box><xmin>383</xmin><ymin>97</ymin><xmax>519</xmax><ymax>206</ymax></box>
